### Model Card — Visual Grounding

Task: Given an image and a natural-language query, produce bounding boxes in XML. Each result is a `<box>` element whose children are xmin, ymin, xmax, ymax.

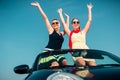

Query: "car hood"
<box><xmin>26</xmin><ymin>66</ymin><xmax>120</xmax><ymax>80</ymax></box>
<box><xmin>26</xmin><ymin>70</ymin><xmax>55</xmax><ymax>80</ymax></box>
<box><xmin>85</xmin><ymin>66</ymin><xmax>120</xmax><ymax>80</ymax></box>
<box><xmin>26</xmin><ymin>69</ymin><xmax>83</xmax><ymax>80</ymax></box>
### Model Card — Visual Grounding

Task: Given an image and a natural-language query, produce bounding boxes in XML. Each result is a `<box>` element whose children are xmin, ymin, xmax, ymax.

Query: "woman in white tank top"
<box><xmin>58</xmin><ymin>3</ymin><xmax>96</xmax><ymax>66</ymax></box>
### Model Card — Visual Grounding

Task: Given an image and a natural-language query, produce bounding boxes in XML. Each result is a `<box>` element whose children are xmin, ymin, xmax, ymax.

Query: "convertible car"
<box><xmin>14</xmin><ymin>49</ymin><xmax>120</xmax><ymax>80</ymax></box>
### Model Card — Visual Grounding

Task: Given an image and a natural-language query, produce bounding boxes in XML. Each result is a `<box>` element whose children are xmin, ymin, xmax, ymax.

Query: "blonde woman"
<box><xmin>31</xmin><ymin>1</ymin><xmax>69</xmax><ymax>68</ymax></box>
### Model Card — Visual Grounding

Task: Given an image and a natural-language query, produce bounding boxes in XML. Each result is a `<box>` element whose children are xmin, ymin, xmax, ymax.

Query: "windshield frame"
<box><xmin>32</xmin><ymin>49</ymin><xmax>120</xmax><ymax>71</ymax></box>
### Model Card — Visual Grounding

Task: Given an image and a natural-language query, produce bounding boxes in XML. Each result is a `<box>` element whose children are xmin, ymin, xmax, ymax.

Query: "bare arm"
<box><xmin>82</xmin><ymin>3</ymin><xmax>93</xmax><ymax>35</ymax></box>
<box><xmin>64</xmin><ymin>13</ymin><xmax>69</xmax><ymax>28</ymax></box>
<box><xmin>58</xmin><ymin>8</ymin><xmax>71</xmax><ymax>36</ymax></box>
<box><xmin>31</xmin><ymin>2</ymin><xmax>53</xmax><ymax>34</ymax></box>
<box><xmin>60</xmin><ymin>13</ymin><xmax>70</xmax><ymax>35</ymax></box>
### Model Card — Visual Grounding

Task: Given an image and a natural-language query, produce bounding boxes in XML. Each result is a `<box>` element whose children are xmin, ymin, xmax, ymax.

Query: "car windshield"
<box><xmin>33</xmin><ymin>49</ymin><xmax>120</xmax><ymax>70</ymax></box>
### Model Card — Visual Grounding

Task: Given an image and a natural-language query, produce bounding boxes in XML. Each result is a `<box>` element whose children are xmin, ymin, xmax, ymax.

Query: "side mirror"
<box><xmin>14</xmin><ymin>64</ymin><xmax>30</xmax><ymax>74</ymax></box>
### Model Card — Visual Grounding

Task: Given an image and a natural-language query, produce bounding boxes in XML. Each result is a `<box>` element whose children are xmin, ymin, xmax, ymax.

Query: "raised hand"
<box><xmin>64</xmin><ymin>13</ymin><xmax>69</xmax><ymax>18</ymax></box>
<box><xmin>31</xmin><ymin>1</ymin><xmax>40</xmax><ymax>7</ymax></box>
<box><xmin>58</xmin><ymin>8</ymin><xmax>62</xmax><ymax>14</ymax></box>
<box><xmin>87</xmin><ymin>3</ymin><xmax>93</xmax><ymax>9</ymax></box>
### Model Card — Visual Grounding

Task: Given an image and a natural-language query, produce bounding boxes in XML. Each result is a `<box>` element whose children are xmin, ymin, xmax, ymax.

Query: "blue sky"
<box><xmin>0</xmin><ymin>0</ymin><xmax>120</xmax><ymax>80</ymax></box>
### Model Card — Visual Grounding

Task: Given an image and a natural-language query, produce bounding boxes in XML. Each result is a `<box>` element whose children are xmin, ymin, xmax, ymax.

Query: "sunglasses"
<box><xmin>72</xmin><ymin>21</ymin><xmax>80</xmax><ymax>24</ymax></box>
<box><xmin>52</xmin><ymin>22</ymin><xmax>59</xmax><ymax>25</ymax></box>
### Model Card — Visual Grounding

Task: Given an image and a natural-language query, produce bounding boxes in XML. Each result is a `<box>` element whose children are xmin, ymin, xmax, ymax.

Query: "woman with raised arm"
<box><xmin>31</xmin><ymin>1</ymin><xmax>69</xmax><ymax>68</ymax></box>
<box><xmin>58</xmin><ymin>3</ymin><xmax>96</xmax><ymax>66</ymax></box>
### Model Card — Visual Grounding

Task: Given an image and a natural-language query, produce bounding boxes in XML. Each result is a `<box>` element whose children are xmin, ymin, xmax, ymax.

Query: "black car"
<box><xmin>14</xmin><ymin>49</ymin><xmax>120</xmax><ymax>80</ymax></box>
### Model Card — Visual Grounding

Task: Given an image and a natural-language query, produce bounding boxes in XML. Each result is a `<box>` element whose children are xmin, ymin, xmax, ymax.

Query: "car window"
<box><xmin>95</xmin><ymin>55</ymin><xmax>119</xmax><ymax>65</ymax></box>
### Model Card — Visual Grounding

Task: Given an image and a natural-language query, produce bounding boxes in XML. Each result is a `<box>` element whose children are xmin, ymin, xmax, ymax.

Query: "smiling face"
<box><xmin>51</xmin><ymin>19</ymin><xmax>60</xmax><ymax>31</ymax></box>
<box><xmin>71</xmin><ymin>18</ymin><xmax>80</xmax><ymax>30</ymax></box>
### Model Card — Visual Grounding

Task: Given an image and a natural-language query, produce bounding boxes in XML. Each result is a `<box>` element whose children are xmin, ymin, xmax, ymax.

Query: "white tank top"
<box><xmin>71</xmin><ymin>31</ymin><xmax>89</xmax><ymax>49</ymax></box>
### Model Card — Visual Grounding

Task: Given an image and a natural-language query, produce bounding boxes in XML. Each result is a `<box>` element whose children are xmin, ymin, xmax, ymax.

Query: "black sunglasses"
<box><xmin>52</xmin><ymin>22</ymin><xmax>59</xmax><ymax>25</ymax></box>
<box><xmin>72</xmin><ymin>21</ymin><xmax>80</xmax><ymax>24</ymax></box>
